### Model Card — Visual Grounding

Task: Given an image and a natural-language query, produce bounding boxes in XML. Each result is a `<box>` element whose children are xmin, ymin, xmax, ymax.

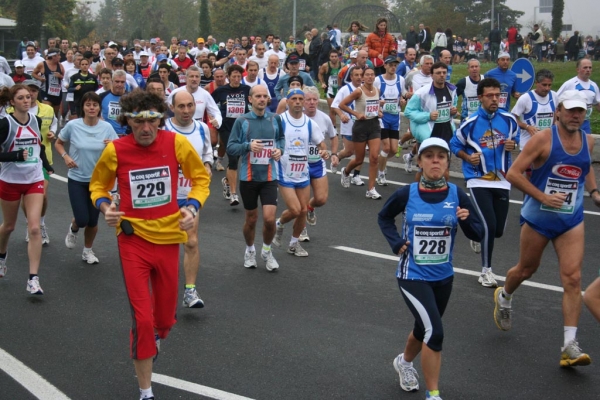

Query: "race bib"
<box><xmin>383</xmin><ymin>99</ymin><xmax>399</xmax><ymax>115</ymax></box>
<box><xmin>413</xmin><ymin>226</ymin><xmax>451</xmax><ymax>265</ymax></box>
<box><xmin>467</xmin><ymin>96</ymin><xmax>480</xmax><ymax>113</ymax></box>
<box><xmin>48</xmin><ymin>75</ymin><xmax>61</xmax><ymax>96</ymax></box>
<box><xmin>542</xmin><ymin>46</ymin><xmax>547</xmax><ymax>51</ymax></box>
<box><xmin>177</xmin><ymin>167</ymin><xmax>192</xmax><ymax>199</ymax></box>
<box><xmin>66</xmin><ymin>93</ymin><xmax>74</xmax><ymax>102</ymax></box>
<box><xmin>278</xmin><ymin>58</ymin><xmax>285</xmax><ymax>68</ymax></box>
<box><xmin>540</xmin><ymin>178</ymin><xmax>577</xmax><ymax>214</ymax></box>
<box><xmin>586</xmin><ymin>104</ymin><xmax>592</xmax><ymax>120</ymax></box>
<box><xmin>536</xmin><ymin>112</ymin><xmax>553</xmax><ymax>129</ymax></box>
<box><xmin>129</xmin><ymin>166</ymin><xmax>172</xmax><ymax>208</ymax></box>
<box><xmin>499</xmin><ymin>92</ymin><xmax>508</xmax><ymax>109</ymax></box>
<box><xmin>14</xmin><ymin>137</ymin><xmax>39</xmax><ymax>164</ymax></box>
<box><xmin>436</xmin><ymin>101</ymin><xmax>451</xmax><ymax>123</ymax></box>
<box><xmin>226</xmin><ymin>97</ymin><xmax>245</xmax><ymax>118</ymax></box>
<box><xmin>328</xmin><ymin>75</ymin><xmax>338</xmax><ymax>89</ymax></box>
<box><xmin>250</xmin><ymin>140</ymin><xmax>274</xmax><ymax>165</ymax></box>
<box><xmin>285</xmin><ymin>154</ymin><xmax>308</xmax><ymax>179</ymax></box>
<box><xmin>178</xmin><ymin>73</ymin><xmax>187</xmax><ymax>84</ymax></box>
<box><xmin>108</xmin><ymin>101</ymin><xmax>121</xmax><ymax>121</ymax></box>
<box><xmin>299</xmin><ymin>59</ymin><xmax>306</xmax><ymax>70</ymax></box>
<box><xmin>307</xmin><ymin>144</ymin><xmax>321</xmax><ymax>163</ymax></box>
<box><xmin>365</xmin><ymin>99</ymin><xmax>379</xmax><ymax>118</ymax></box>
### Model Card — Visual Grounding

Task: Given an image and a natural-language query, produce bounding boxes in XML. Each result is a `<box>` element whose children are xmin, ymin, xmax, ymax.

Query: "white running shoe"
<box><xmin>215</xmin><ymin>160</ymin><xmax>225</xmax><ymax>171</ymax></box>
<box><xmin>65</xmin><ymin>225</ymin><xmax>78</xmax><ymax>249</ymax></box>
<box><xmin>366</xmin><ymin>188</ymin><xmax>382</xmax><ymax>199</ymax></box>
<box><xmin>340</xmin><ymin>169</ymin><xmax>350</xmax><ymax>188</ymax></box>
<box><xmin>299</xmin><ymin>227</ymin><xmax>310</xmax><ymax>242</ymax></box>
<box><xmin>560</xmin><ymin>339</ymin><xmax>591</xmax><ymax>367</ymax></box>
<box><xmin>82</xmin><ymin>249</ymin><xmax>99</xmax><ymax>264</ymax></box>
<box><xmin>0</xmin><ymin>256</ymin><xmax>6</xmax><ymax>278</ymax></box>
<box><xmin>478</xmin><ymin>270</ymin><xmax>498</xmax><ymax>288</ymax></box>
<box><xmin>182</xmin><ymin>288</ymin><xmax>205</xmax><ymax>308</ymax></box>
<box><xmin>403</xmin><ymin>153</ymin><xmax>413</xmax><ymax>173</ymax></box>
<box><xmin>287</xmin><ymin>242</ymin><xmax>308</xmax><ymax>257</ymax></box>
<box><xmin>351</xmin><ymin>175</ymin><xmax>365</xmax><ymax>186</ymax></box>
<box><xmin>376</xmin><ymin>175</ymin><xmax>388</xmax><ymax>186</ymax></box>
<box><xmin>244</xmin><ymin>250</ymin><xmax>257</xmax><ymax>268</ymax></box>
<box><xmin>262</xmin><ymin>251</ymin><xmax>279</xmax><ymax>271</ymax></box>
<box><xmin>393</xmin><ymin>353</ymin><xmax>419</xmax><ymax>392</ymax></box>
<box><xmin>470</xmin><ymin>240</ymin><xmax>481</xmax><ymax>253</ymax></box>
<box><xmin>230</xmin><ymin>193</ymin><xmax>240</xmax><ymax>206</ymax></box>
<box><xmin>272</xmin><ymin>220</ymin><xmax>284</xmax><ymax>247</ymax></box>
<box><xmin>40</xmin><ymin>224</ymin><xmax>49</xmax><ymax>245</ymax></box>
<box><xmin>26</xmin><ymin>276</ymin><xmax>44</xmax><ymax>295</ymax></box>
<box><xmin>221</xmin><ymin>177</ymin><xmax>231</xmax><ymax>199</ymax></box>
<box><xmin>306</xmin><ymin>208</ymin><xmax>316</xmax><ymax>225</ymax></box>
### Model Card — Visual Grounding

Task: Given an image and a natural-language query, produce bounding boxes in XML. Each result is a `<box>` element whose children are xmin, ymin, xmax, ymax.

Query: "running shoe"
<box><xmin>478</xmin><ymin>270</ymin><xmax>498</xmax><ymax>288</ymax></box>
<box><xmin>262</xmin><ymin>251</ymin><xmax>279</xmax><ymax>272</ymax></box>
<box><xmin>376</xmin><ymin>175</ymin><xmax>388</xmax><ymax>186</ymax></box>
<box><xmin>182</xmin><ymin>288</ymin><xmax>205</xmax><ymax>308</ymax></box>
<box><xmin>493</xmin><ymin>287</ymin><xmax>512</xmax><ymax>331</ymax></box>
<box><xmin>393</xmin><ymin>353</ymin><xmax>419</xmax><ymax>392</ymax></box>
<box><xmin>153</xmin><ymin>334</ymin><xmax>160</xmax><ymax>363</ymax></box>
<box><xmin>340</xmin><ymin>169</ymin><xmax>350</xmax><ymax>188</ymax></box>
<box><xmin>215</xmin><ymin>160</ymin><xmax>225</xmax><ymax>171</ymax></box>
<box><xmin>470</xmin><ymin>240</ymin><xmax>481</xmax><ymax>253</ymax></box>
<box><xmin>403</xmin><ymin>153</ymin><xmax>413</xmax><ymax>173</ymax></box>
<box><xmin>330</xmin><ymin>162</ymin><xmax>337</xmax><ymax>173</ymax></box>
<box><xmin>0</xmin><ymin>256</ymin><xmax>6</xmax><ymax>278</ymax></box>
<box><xmin>426</xmin><ymin>394</ymin><xmax>442</xmax><ymax>400</ymax></box>
<box><xmin>306</xmin><ymin>208</ymin><xmax>317</xmax><ymax>225</ymax></box>
<box><xmin>299</xmin><ymin>227</ymin><xmax>310</xmax><ymax>242</ymax></box>
<box><xmin>230</xmin><ymin>193</ymin><xmax>240</xmax><ymax>206</ymax></box>
<box><xmin>395</xmin><ymin>143</ymin><xmax>402</xmax><ymax>157</ymax></box>
<box><xmin>65</xmin><ymin>225</ymin><xmax>78</xmax><ymax>249</ymax></box>
<box><xmin>40</xmin><ymin>224</ymin><xmax>49</xmax><ymax>245</ymax></box>
<box><xmin>26</xmin><ymin>276</ymin><xmax>44</xmax><ymax>295</ymax></box>
<box><xmin>82</xmin><ymin>249</ymin><xmax>99</xmax><ymax>264</ymax></box>
<box><xmin>221</xmin><ymin>177</ymin><xmax>231</xmax><ymax>199</ymax></box>
<box><xmin>351</xmin><ymin>175</ymin><xmax>365</xmax><ymax>186</ymax></box>
<box><xmin>244</xmin><ymin>250</ymin><xmax>257</xmax><ymax>268</ymax></box>
<box><xmin>272</xmin><ymin>220</ymin><xmax>284</xmax><ymax>247</ymax></box>
<box><xmin>366</xmin><ymin>188</ymin><xmax>382</xmax><ymax>199</ymax></box>
<box><xmin>287</xmin><ymin>242</ymin><xmax>308</xmax><ymax>257</ymax></box>
<box><xmin>560</xmin><ymin>339</ymin><xmax>591</xmax><ymax>367</ymax></box>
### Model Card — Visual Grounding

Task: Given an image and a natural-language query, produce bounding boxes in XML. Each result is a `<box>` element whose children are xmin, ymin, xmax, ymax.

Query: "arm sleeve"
<box><xmin>457</xmin><ymin>188</ymin><xmax>485</xmax><ymax>242</ymax></box>
<box><xmin>90</xmin><ymin>142</ymin><xmax>118</xmax><ymax>209</ymax></box>
<box><xmin>378</xmin><ymin>186</ymin><xmax>410</xmax><ymax>255</ymax></box>
<box><xmin>0</xmin><ymin>119</ymin><xmax>25</xmax><ymax>161</ymax></box>
<box><xmin>455</xmin><ymin>78</ymin><xmax>466</xmax><ymax>97</ymax></box>
<box><xmin>175</xmin><ymin>134</ymin><xmax>211</xmax><ymax>209</ymax></box>
<box><xmin>49</xmin><ymin>114</ymin><xmax>58</xmax><ymax>134</ymax></box>
<box><xmin>226</xmin><ymin>118</ymin><xmax>250</xmax><ymax>157</ymax></box>
<box><xmin>39</xmin><ymin>143</ymin><xmax>53</xmax><ymax>172</ymax></box>
<box><xmin>274</xmin><ymin>76</ymin><xmax>285</xmax><ymax>100</ymax></box>
<box><xmin>199</xmin><ymin>122</ymin><xmax>213</xmax><ymax>164</ymax></box>
<box><xmin>450</xmin><ymin>122</ymin><xmax>468</xmax><ymax>156</ymax></box>
<box><xmin>404</xmin><ymin>94</ymin><xmax>431</xmax><ymax>124</ymax></box>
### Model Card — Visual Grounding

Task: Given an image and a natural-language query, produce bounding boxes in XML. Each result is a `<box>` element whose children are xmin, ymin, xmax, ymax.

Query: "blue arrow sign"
<box><xmin>511</xmin><ymin>58</ymin><xmax>535</xmax><ymax>93</ymax></box>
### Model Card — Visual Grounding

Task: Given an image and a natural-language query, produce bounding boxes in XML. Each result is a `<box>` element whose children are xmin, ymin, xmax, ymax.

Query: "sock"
<box><xmin>29</xmin><ymin>274</ymin><xmax>37</xmax><ymax>280</ymax></box>
<box><xmin>246</xmin><ymin>245</ymin><xmax>255</xmax><ymax>253</ymax></box>
<box><xmin>185</xmin><ymin>284</ymin><xmax>195</xmax><ymax>290</ymax></box>
<box><xmin>502</xmin><ymin>288</ymin><xmax>512</xmax><ymax>299</ymax></box>
<box><xmin>426</xmin><ymin>390</ymin><xmax>440</xmax><ymax>398</ymax></box>
<box><xmin>563</xmin><ymin>326</ymin><xmax>577</xmax><ymax>348</ymax></box>
<box><xmin>307</xmin><ymin>205</ymin><xmax>314</xmax><ymax>212</ymax></box>
<box><xmin>400</xmin><ymin>354</ymin><xmax>412</xmax><ymax>366</ymax></box>
<box><xmin>353</xmin><ymin>170</ymin><xmax>360</xmax><ymax>177</ymax></box>
<box><xmin>499</xmin><ymin>288</ymin><xmax>512</xmax><ymax>308</ymax></box>
<box><xmin>482</xmin><ymin>267</ymin><xmax>491</xmax><ymax>274</ymax></box>
<box><xmin>290</xmin><ymin>237</ymin><xmax>299</xmax><ymax>245</ymax></box>
<box><xmin>262</xmin><ymin>244</ymin><xmax>271</xmax><ymax>253</ymax></box>
<box><xmin>83</xmin><ymin>247</ymin><xmax>92</xmax><ymax>252</ymax></box>
<box><xmin>40</xmin><ymin>216</ymin><xmax>45</xmax><ymax>225</ymax></box>
<box><xmin>378</xmin><ymin>169</ymin><xmax>385</xmax><ymax>177</ymax></box>
<box><xmin>140</xmin><ymin>387</ymin><xmax>153</xmax><ymax>400</ymax></box>
<box><xmin>0</xmin><ymin>252</ymin><xmax>6</xmax><ymax>259</ymax></box>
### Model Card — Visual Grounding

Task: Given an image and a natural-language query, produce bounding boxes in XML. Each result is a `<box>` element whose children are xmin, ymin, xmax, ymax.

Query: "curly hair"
<box><xmin>117</xmin><ymin>88</ymin><xmax>167</xmax><ymax>126</ymax></box>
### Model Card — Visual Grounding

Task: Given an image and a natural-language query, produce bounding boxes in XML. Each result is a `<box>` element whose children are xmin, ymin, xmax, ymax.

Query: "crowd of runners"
<box><xmin>1</xmin><ymin>18</ymin><xmax>600</xmax><ymax>400</ymax></box>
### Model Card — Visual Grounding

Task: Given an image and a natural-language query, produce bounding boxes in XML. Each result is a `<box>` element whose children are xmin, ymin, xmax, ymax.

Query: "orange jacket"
<box><xmin>366</xmin><ymin>32</ymin><xmax>395</xmax><ymax>59</ymax></box>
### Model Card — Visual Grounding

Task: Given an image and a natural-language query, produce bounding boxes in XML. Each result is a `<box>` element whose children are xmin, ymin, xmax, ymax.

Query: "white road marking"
<box><xmin>0</xmin><ymin>347</ymin><xmax>71</xmax><ymax>400</ymax></box>
<box><xmin>50</xmin><ymin>174</ymin><xmax>68</xmax><ymax>183</ymax></box>
<box><xmin>333</xmin><ymin>246</ymin><xmax>565</xmax><ymax>293</ymax></box>
<box><xmin>152</xmin><ymin>373</ymin><xmax>255</xmax><ymax>400</ymax></box>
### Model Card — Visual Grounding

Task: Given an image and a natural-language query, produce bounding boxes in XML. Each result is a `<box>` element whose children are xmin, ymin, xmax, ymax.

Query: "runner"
<box><xmin>258</xmin><ymin>55</ymin><xmax>285</xmax><ymax>113</ymax></box>
<box><xmin>241</xmin><ymin>61</ymin><xmax>270</xmax><ymax>96</ymax></box>
<box><xmin>378</xmin><ymin>137</ymin><xmax>483</xmax><ymax>400</ymax></box>
<box><xmin>483</xmin><ymin>52</ymin><xmax>520</xmax><ymax>112</ymax></box>
<box><xmin>374</xmin><ymin>56</ymin><xmax>407</xmax><ymax>186</ymax></box>
<box><xmin>450</xmin><ymin>78</ymin><xmax>519</xmax><ymax>287</ymax></box>
<box><xmin>495</xmin><ymin>90</ymin><xmax>599</xmax><ymax>368</ymax></box>
<box><xmin>100</xmin><ymin>70</ymin><xmax>128</xmax><ymax>136</ymax></box>
<box><xmin>338</xmin><ymin>66</ymin><xmax>382</xmax><ymax>199</ymax></box>
<box><xmin>67</xmin><ymin>59</ymin><xmax>99</xmax><ymax>119</ymax></box>
<box><xmin>248</xmin><ymin>43</ymin><xmax>268</xmax><ymax>70</ymax></box>
<box><xmin>165</xmin><ymin>90</ymin><xmax>213</xmax><ymax>308</ymax></box>
<box><xmin>272</xmin><ymin>88</ymin><xmax>327</xmax><ymax>256</ymax></box>
<box><xmin>31</xmin><ymin>48</ymin><xmax>65</xmax><ymax>117</ymax></box>
<box><xmin>318</xmin><ymin>49</ymin><xmax>342</xmax><ymax>126</ymax></box>
<box><xmin>90</xmin><ymin>90</ymin><xmax>210</xmax><ymax>400</ymax></box>
<box><xmin>0</xmin><ymin>84</ymin><xmax>53</xmax><ymax>295</ymax></box>
<box><xmin>556</xmin><ymin>59</ymin><xmax>600</xmax><ymax>134</ymax></box>
<box><xmin>227</xmin><ymin>85</ymin><xmax>284</xmax><ymax>270</ymax></box>
<box><xmin>55</xmin><ymin>92</ymin><xmax>118</xmax><ymax>264</ymax></box>
<box><xmin>455</xmin><ymin>59</ymin><xmax>484</xmax><ymax>122</ymax></box>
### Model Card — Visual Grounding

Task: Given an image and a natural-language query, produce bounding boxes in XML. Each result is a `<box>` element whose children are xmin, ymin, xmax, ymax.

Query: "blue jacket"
<box><xmin>404</xmin><ymin>82</ymin><xmax>457</xmax><ymax>143</ymax></box>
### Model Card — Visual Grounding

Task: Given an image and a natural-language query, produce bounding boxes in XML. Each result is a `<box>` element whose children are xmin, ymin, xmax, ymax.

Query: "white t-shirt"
<box><xmin>264</xmin><ymin>50</ymin><xmax>286</xmax><ymax>69</ymax></box>
<box><xmin>167</xmin><ymin>86</ymin><xmax>223</xmax><ymax>126</ymax></box>
<box><xmin>248</xmin><ymin>55</ymin><xmax>268</xmax><ymax>70</ymax></box>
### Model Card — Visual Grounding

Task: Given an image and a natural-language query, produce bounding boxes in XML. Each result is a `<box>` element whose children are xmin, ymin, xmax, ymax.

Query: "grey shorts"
<box><xmin>351</xmin><ymin>118</ymin><xmax>381</xmax><ymax>142</ymax></box>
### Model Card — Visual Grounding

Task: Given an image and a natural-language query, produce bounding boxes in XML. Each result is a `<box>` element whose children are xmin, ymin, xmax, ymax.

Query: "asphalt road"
<box><xmin>1</xmin><ymin>148</ymin><xmax>600</xmax><ymax>400</ymax></box>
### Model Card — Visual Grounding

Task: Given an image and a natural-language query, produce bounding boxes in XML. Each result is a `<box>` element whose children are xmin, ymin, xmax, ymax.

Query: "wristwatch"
<box><xmin>186</xmin><ymin>206</ymin><xmax>198</xmax><ymax>217</ymax></box>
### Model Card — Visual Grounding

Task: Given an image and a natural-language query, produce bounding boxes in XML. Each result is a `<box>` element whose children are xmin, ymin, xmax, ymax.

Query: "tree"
<box><xmin>43</xmin><ymin>0</ymin><xmax>76</xmax><ymax>39</ymax></box>
<box><xmin>72</xmin><ymin>1</ymin><xmax>96</xmax><ymax>42</ymax></box>
<box><xmin>199</xmin><ymin>0</ymin><xmax>211</xmax><ymax>39</ymax></box>
<box><xmin>15</xmin><ymin>0</ymin><xmax>45</xmax><ymax>41</ymax></box>
<box><xmin>551</xmin><ymin>0</ymin><xmax>564</xmax><ymax>40</ymax></box>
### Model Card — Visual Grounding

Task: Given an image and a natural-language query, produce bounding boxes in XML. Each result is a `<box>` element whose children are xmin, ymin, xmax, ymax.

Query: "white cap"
<box><xmin>418</xmin><ymin>137</ymin><xmax>450</xmax><ymax>155</ymax></box>
<box><xmin>350</xmin><ymin>50</ymin><xmax>358</xmax><ymax>58</ymax></box>
<box><xmin>497</xmin><ymin>52</ymin><xmax>510</xmax><ymax>59</ymax></box>
<box><xmin>14</xmin><ymin>60</ymin><xmax>23</xmax><ymax>68</ymax></box>
<box><xmin>219</xmin><ymin>42</ymin><xmax>225</xmax><ymax>47</ymax></box>
<box><xmin>558</xmin><ymin>90</ymin><xmax>587</xmax><ymax>110</ymax></box>
<box><xmin>139</xmin><ymin>51</ymin><xmax>149</xmax><ymax>57</ymax></box>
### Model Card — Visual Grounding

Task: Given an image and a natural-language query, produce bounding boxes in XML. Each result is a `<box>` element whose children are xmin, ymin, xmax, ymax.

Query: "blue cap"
<box><xmin>286</xmin><ymin>88</ymin><xmax>304</xmax><ymax>99</ymax></box>
<box><xmin>157</xmin><ymin>54</ymin><xmax>168</xmax><ymax>62</ymax></box>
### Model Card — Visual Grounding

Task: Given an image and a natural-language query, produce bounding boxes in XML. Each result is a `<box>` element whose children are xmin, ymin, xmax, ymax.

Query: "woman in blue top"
<box><xmin>55</xmin><ymin>92</ymin><xmax>118</xmax><ymax>264</ymax></box>
<box><xmin>378</xmin><ymin>137</ymin><xmax>484</xmax><ymax>400</ymax></box>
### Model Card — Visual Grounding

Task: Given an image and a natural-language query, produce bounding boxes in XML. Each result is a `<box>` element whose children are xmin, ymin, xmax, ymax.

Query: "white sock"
<box><xmin>246</xmin><ymin>245</ymin><xmax>255</xmax><ymax>253</ymax></box>
<box><xmin>400</xmin><ymin>354</ymin><xmax>412</xmax><ymax>366</ymax></box>
<box><xmin>498</xmin><ymin>288</ymin><xmax>512</xmax><ymax>308</ymax></box>
<box><xmin>563</xmin><ymin>326</ymin><xmax>577</xmax><ymax>349</ymax></box>
<box><xmin>290</xmin><ymin>237</ymin><xmax>299</xmax><ymax>245</ymax></box>
<box><xmin>378</xmin><ymin>170</ymin><xmax>385</xmax><ymax>176</ymax></box>
<box><xmin>482</xmin><ymin>267</ymin><xmax>491</xmax><ymax>274</ymax></box>
<box><xmin>40</xmin><ymin>216</ymin><xmax>45</xmax><ymax>225</ymax></box>
<box><xmin>139</xmin><ymin>387</ymin><xmax>153</xmax><ymax>399</ymax></box>
<box><xmin>83</xmin><ymin>247</ymin><xmax>92</xmax><ymax>252</ymax></box>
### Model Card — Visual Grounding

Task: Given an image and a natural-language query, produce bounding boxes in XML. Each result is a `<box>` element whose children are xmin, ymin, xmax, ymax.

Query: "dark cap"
<box><xmin>286</xmin><ymin>54</ymin><xmax>300</xmax><ymax>64</ymax></box>
<box><xmin>288</xmin><ymin>75</ymin><xmax>304</xmax><ymax>86</ymax></box>
<box><xmin>384</xmin><ymin>55</ymin><xmax>399</xmax><ymax>64</ymax></box>
<box><xmin>295</xmin><ymin>40</ymin><xmax>304</xmax><ymax>45</ymax></box>
<box><xmin>83</xmin><ymin>51</ymin><xmax>93</xmax><ymax>59</ymax></box>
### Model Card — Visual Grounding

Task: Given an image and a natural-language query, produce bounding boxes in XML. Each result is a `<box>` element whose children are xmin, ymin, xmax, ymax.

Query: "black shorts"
<box><xmin>68</xmin><ymin>102</ymin><xmax>80</xmax><ymax>116</ymax></box>
<box><xmin>239</xmin><ymin>180</ymin><xmax>278</xmax><ymax>210</ymax></box>
<box><xmin>381</xmin><ymin>128</ymin><xmax>400</xmax><ymax>140</ymax></box>
<box><xmin>218</xmin><ymin>128</ymin><xmax>240</xmax><ymax>169</ymax></box>
<box><xmin>42</xmin><ymin>92</ymin><xmax>61</xmax><ymax>106</ymax></box>
<box><xmin>352</xmin><ymin>118</ymin><xmax>381</xmax><ymax>142</ymax></box>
